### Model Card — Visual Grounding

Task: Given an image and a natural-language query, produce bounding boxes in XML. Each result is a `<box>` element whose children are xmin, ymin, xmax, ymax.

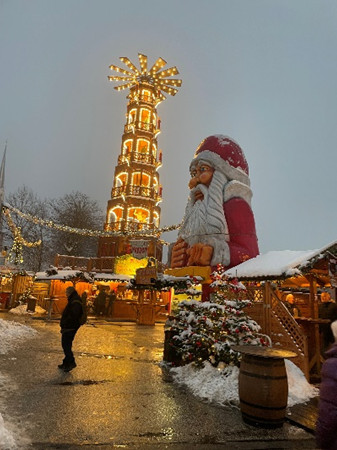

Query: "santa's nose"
<box><xmin>189</xmin><ymin>177</ymin><xmax>199</xmax><ymax>189</ymax></box>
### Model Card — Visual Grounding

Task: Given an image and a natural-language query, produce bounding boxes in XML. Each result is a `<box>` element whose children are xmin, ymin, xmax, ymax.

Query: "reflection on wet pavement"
<box><xmin>0</xmin><ymin>317</ymin><xmax>317</xmax><ymax>448</ymax></box>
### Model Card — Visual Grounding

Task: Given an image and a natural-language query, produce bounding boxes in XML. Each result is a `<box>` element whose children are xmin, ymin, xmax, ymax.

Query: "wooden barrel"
<box><xmin>238</xmin><ymin>353</ymin><xmax>288</xmax><ymax>428</ymax></box>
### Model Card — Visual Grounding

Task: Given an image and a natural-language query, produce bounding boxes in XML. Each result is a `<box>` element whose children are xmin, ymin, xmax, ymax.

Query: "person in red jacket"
<box><xmin>316</xmin><ymin>342</ymin><xmax>337</xmax><ymax>449</ymax></box>
<box><xmin>170</xmin><ymin>134</ymin><xmax>259</xmax><ymax>269</ymax></box>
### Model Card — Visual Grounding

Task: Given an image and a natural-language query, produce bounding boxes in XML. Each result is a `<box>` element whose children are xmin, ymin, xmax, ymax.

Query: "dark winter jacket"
<box><xmin>60</xmin><ymin>290</ymin><xmax>83</xmax><ymax>331</ymax></box>
<box><xmin>319</xmin><ymin>302</ymin><xmax>337</xmax><ymax>353</ymax></box>
<box><xmin>316</xmin><ymin>343</ymin><xmax>337</xmax><ymax>449</ymax></box>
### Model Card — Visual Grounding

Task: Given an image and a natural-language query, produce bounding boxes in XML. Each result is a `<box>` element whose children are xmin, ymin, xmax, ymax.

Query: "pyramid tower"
<box><xmin>98</xmin><ymin>54</ymin><xmax>182</xmax><ymax>261</ymax></box>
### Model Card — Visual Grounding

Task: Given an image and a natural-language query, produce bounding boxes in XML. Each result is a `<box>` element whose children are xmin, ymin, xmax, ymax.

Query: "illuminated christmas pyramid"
<box><xmin>98</xmin><ymin>54</ymin><xmax>182</xmax><ymax>260</ymax></box>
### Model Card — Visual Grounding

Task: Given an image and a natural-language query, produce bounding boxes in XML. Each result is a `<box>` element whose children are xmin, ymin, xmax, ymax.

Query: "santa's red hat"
<box><xmin>190</xmin><ymin>135</ymin><xmax>250</xmax><ymax>185</ymax></box>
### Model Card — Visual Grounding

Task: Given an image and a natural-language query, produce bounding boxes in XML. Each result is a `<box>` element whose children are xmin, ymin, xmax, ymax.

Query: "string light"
<box><xmin>108</xmin><ymin>53</ymin><xmax>182</xmax><ymax>100</ymax></box>
<box><xmin>2</xmin><ymin>204</ymin><xmax>181</xmax><ymax>245</ymax></box>
<box><xmin>3</xmin><ymin>208</ymin><xmax>41</xmax><ymax>248</ymax></box>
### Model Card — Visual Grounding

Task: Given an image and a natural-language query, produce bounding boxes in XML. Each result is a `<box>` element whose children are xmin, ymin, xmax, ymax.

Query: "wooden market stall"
<box><xmin>92</xmin><ymin>271</ymin><xmax>169</xmax><ymax>324</ymax></box>
<box><xmin>0</xmin><ymin>265</ymin><xmax>34</xmax><ymax>308</ymax></box>
<box><xmin>33</xmin><ymin>269</ymin><xmax>93</xmax><ymax>315</ymax></box>
<box><xmin>224</xmin><ymin>241</ymin><xmax>337</xmax><ymax>381</ymax></box>
<box><xmin>33</xmin><ymin>268</ymin><xmax>170</xmax><ymax>323</ymax></box>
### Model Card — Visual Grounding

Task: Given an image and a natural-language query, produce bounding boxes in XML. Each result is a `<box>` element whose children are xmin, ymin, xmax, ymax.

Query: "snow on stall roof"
<box><xmin>35</xmin><ymin>269</ymin><xmax>133</xmax><ymax>282</ymax></box>
<box><xmin>34</xmin><ymin>269</ymin><xmax>93</xmax><ymax>281</ymax></box>
<box><xmin>224</xmin><ymin>241</ymin><xmax>337</xmax><ymax>279</ymax></box>
<box><xmin>92</xmin><ymin>273</ymin><xmax>131</xmax><ymax>281</ymax></box>
<box><xmin>158</xmin><ymin>273</ymin><xmax>203</xmax><ymax>283</ymax></box>
<box><xmin>34</xmin><ymin>269</ymin><xmax>204</xmax><ymax>284</ymax></box>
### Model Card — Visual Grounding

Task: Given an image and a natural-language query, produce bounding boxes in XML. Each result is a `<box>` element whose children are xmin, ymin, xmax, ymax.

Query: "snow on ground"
<box><xmin>0</xmin><ymin>414</ymin><xmax>17</xmax><ymax>450</ymax></box>
<box><xmin>8</xmin><ymin>304</ymin><xmax>46</xmax><ymax>316</ymax></box>
<box><xmin>171</xmin><ymin>361</ymin><xmax>240</xmax><ymax>406</ymax></box>
<box><xmin>0</xmin><ymin>318</ymin><xmax>37</xmax><ymax>449</ymax></box>
<box><xmin>169</xmin><ymin>359</ymin><xmax>319</xmax><ymax>408</ymax></box>
<box><xmin>0</xmin><ymin>317</ymin><xmax>37</xmax><ymax>355</ymax></box>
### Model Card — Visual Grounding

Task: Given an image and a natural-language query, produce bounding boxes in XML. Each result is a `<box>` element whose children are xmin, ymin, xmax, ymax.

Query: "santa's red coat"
<box><xmin>223</xmin><ymin>197</ymin><xmax>259</xmax><ymax>269</ymax></box>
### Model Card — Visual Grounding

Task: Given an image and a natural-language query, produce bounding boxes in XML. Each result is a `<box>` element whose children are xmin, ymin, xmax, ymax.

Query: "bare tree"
<box><xmin>4</xmin><ymin>185</ymin><xmax>52</xmax><ymax>271</ymax></box>
<box><xmin>49</xmin><ymin>191</ymin><xmax>104</xmax><ymax>258</ymax></box>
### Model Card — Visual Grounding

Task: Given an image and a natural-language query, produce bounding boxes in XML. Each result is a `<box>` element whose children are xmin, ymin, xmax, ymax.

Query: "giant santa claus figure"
<box><xmin>170</xmin><ymin>134</ymin><xmax>259</xmax><ymax>269</ymax></box>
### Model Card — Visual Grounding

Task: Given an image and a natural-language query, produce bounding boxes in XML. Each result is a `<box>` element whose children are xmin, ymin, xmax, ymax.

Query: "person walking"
<box><xmin>81</xmin><ymin>289</ymin><xmax>89</xmax><ymax>323</ymax></box>
<box><xmin>58</xmin><ymin>286</ymin><xmax>83</xmax><ymax>372</ymax></box>
<box><xmin>95</xmin><ymin>287</ymin><xmax>107</xmax><ymax>316</ymax></box>
<box><xmin>107</xmin><ymin>289</ymin><xmax>116</xmax><ymax>317</ymax></box>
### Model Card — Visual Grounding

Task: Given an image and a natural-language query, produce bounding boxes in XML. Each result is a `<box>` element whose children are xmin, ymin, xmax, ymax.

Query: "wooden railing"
<box><xmin>111</xmin><ymin>184</ymin><xmax>161</xmax><ymax>202</ymax></box>
<box><xmin>270</xmin><ymin>288</ymin><xmax>309</xmax><ymax>379</ymax></box>
<box><xmin>53</xmin><ymin>255</ymin><xmax>115</xmax><ymax>273</ymax></box>
<box><xmin>270</xmin><ymin>289</ymin><xmax>307</xmax><ymax>351</ymax></box>
<box><xmin>124</xmin><ymin>121</ymin><xmax>155</xmax><ymax>134</ymax></box>
<box><xmin>132</xmin><ymin>152</ymin><xmax>157</xmax><ymax>165</ymax></box>
<box><xmin>245</xmin><ymin>284</ymin><xmax>309</xmax><ymax>380</ymax></box>
<box><xmin>88</xmin><ymin>257</ymin><xmax>115</xmax><ymax>273</ymax></box>
<box><xmin>54</xmin><ymin>254</ymin><xmax>91</xmax><ymax>270</ymax></box>
<box><xmin>106</xmin><ymin>220</ymin><xmax>157</xmax><ymax>233</ymax></box>
<box><xmin>118</xmin><ymin>152</ymin><xmax>157</xmax><ymax>166</ymax></box>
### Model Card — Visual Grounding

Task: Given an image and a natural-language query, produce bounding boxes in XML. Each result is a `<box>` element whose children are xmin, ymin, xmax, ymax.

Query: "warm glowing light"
<box><xmin>107</xmin><ymin>53</ymin><xmax>182</xmax><ymax>100</ymax></box>
<box><xmin>138</xmin><ymin>53</ymin><xmax>148</xmax><ymax>73</ymax></box>
<box><xmin>149</xmin><ymin>57</ymin><xmax>167</xmax><ymax>75</ymax></box>
<box><xmin>114</xmin><ymin>254</ymin><xmax>148</xmax><ymax>276</ymax></box>
<box><xmin>119</xmin><ymin>57</ymin><xmax>140</xmax><ymax>75</ymax></box>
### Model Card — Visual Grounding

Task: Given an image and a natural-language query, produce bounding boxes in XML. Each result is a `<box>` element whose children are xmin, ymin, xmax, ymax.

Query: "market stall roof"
<box><xmin>224</xmin><ymin>241</ymin><xmax>337</xmax><ymax>280</ymax></box>
<box><xmin>35</xmin><ymin>269</ymin><xmax>94</xmax><ymax>283</ymax></box>
<box><xmin>0</xmin><ymin>265</ymin><xmax>31</xmax><ymax>276</ymax></box>
<box><xmin>92</xmin><ymin>273</ymin><xmax>131</xmax><ymax>282</ymax></box>
<box><xmin>158</xmin><ymin>274</ymin><xmax>203</xmax><ymax>283</ymax></box>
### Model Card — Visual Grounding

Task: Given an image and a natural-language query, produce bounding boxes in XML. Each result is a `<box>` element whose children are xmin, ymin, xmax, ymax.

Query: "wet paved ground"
<box><xmin>0</xmin><ymin>313</ymin><xmax>318</xmax><ymax>449</ymax></box>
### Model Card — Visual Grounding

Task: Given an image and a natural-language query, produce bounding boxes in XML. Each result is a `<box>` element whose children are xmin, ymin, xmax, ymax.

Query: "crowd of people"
<box><xmin>82</xmin><ymin>286</ymin><xmax>117</xmax><ymax>317</ymax></box>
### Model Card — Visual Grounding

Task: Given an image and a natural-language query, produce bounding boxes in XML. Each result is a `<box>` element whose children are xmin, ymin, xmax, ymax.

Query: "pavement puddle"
<box><xmin>78</xmin><ymin>351</ymin><xmax>123</xmax><ymax>360</ymax></box>
<box><xmin>53</xmin><ymin>379</ymin><xmax>110</xmax><ymax>386</ymax></box>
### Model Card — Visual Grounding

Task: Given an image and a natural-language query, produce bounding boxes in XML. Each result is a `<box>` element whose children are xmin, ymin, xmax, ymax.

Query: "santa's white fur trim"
<box><xmin>224</xmin><ymin>180</ymin><xmax>253</xmax><ymax>205</ymax></box>
<box><xmin>190</xmin><ymin>150</ymin><xmax>250</xmax><ymax>186</ymax></box>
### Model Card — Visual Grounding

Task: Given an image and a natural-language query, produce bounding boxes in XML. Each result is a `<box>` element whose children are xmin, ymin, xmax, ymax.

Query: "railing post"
<box><xmin>264</xmin><ymin>282</ymin><xmax>271</xmax><ymax>337</ymax></box>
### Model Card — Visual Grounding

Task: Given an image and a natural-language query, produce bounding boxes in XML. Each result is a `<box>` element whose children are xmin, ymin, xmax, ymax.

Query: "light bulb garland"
<box><xmin>8</xmin><ymin>235</ymin><xmax>24</xmax><ymax>265</ymax></box>
<box><xmin>3</xmin><ymin>208</ymin><xmax>42</xmax><ymax>266</ymax></box>
<box><xmin>3</xmin><ymin>208</ymin><xmax>41</xmax><ymax>248</ymax></box>
<box><xmin>2</xmin><ymin>203</ymin><xmax>181</xmax><ymax>245</ymax></box>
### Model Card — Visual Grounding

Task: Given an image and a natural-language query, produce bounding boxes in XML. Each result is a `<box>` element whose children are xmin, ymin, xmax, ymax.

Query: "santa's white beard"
<box><xmin>179</xmin><ymin>171</ymin><xmax>230</xmax><ymax>266</ymax></box>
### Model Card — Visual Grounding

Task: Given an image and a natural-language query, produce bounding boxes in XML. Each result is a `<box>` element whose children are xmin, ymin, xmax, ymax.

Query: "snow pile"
<box><xmin>171</xmin><ymin>361</ymin><xmax>240</xmax><ymax>406</ymax></box>
<box><xmin>0</xmin><ymin>414</ymin><xmax>16</xmax><ymax>449</ymax></box>
<box><xmin>170</xmin><ymin>359</ymin><xmax>318</xmax><ymax>407</ymax></box>
<box><xmin>286</xmin><ymin>359</ymin><xmax>319</xmax><ymax>406</ymax></box>
<box><xmin>0</xmin><ymin>318</ymin><xmax>37</xmax><ymax>354</ymax></box>
<box><xmin>8</xmin><ymin>304</ymin><xmax>46</xmax><ymax>316</ymax></box>
<box><xmin>0</xmin><ymin>319</ymin><xmax>37</xmax><ymax>448</ymax></box>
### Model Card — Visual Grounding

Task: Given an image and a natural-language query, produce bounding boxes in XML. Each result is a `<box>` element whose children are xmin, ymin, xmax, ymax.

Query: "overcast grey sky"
<box><xmin>1</xmin><ymin>0</ymin><xmax>337</xmax><ymax>254</ymax></box>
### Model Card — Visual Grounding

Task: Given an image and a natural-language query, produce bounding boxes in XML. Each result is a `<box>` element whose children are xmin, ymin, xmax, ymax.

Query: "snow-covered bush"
<box><xmin>166</xmin><ymin>266</ymin><xmax>270</xmax><ymax>367</ymax></box>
